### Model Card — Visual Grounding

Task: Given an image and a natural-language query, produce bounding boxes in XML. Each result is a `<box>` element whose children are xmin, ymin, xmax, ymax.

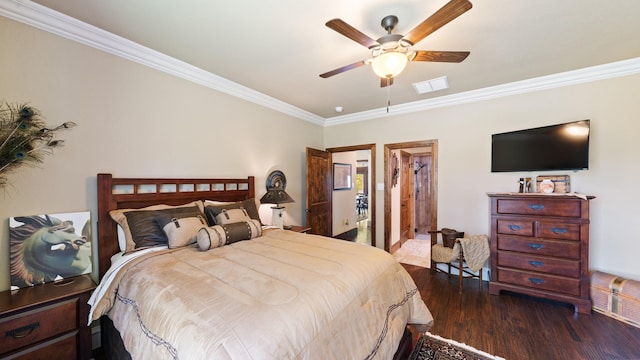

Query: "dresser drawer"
<box><xmin>496</xmin><ymin>219</ymin><xmax>534</xmax><ymax>236</ymax></box>
<box><xmin>538</xmin><ymin>222</ymin><xmax>580</xmax><ymax>241</ymax></box>
<box><xmin>0</xmin><ymin>299</ymin><xmax>77</xmax><ymax>355</ymax></box>
<box><xmin>497</xmin><ymin>251</ymin><xmax>580</xmax><ymax>277</ymax></box>
<box><xmin>496</xmin><ymin>198</ymin><xmax>582</xmax><ymax>217</ymax></box>
<box><xmin>497</xmin><ymin>235</ymin><xmax>580</xmax><ymax>259</ymax></box>
<box><xmin>497</xmin><ymin>268</ymin><xmax>581</xmax><ymax>296</ymax></box>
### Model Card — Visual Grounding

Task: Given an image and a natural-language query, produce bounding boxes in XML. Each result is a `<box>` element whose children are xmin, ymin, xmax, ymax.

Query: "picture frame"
<box><xmin>333</xmin><ymin>163</ymin><xmax>352</xmax><ymax>190</ymax></box>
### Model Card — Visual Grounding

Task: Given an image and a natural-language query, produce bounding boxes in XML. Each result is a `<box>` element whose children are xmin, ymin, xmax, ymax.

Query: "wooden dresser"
<box><xmin>0</xmin><ymin>274</ymin><xmax>96</xmax><ymax>359</ymax></box>
<box><xmin>488</xmin><ymin>193</ymin><xmax>594</xmax><ymax>314</ymax></box>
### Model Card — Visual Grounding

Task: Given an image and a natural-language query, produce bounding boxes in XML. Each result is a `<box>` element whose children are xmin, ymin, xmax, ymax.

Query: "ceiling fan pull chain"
<box><xmin>386</xmin><ymin>79</ymin><xmax>391</xmax><ymax>113</ymax></box>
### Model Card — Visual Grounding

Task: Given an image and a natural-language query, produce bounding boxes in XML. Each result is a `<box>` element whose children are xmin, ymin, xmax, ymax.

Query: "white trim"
<box><xmin>2</xmin><ymin>0</ymin><xmax>639</xmax><ymax>127</ymax></box>
<box><xmin>324</xmin><ymin>57</ymin><xmax>640</xmax><ymax>126</ymax></box>
<box><xmin>0</xmin><ymin>0</ymin><xmax>325</xmax><ymax>126</ymax></box>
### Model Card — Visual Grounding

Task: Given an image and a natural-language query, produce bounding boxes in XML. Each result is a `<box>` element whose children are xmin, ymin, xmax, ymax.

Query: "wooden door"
<box><xmin>399</xmin><ymin>150</ymin><xmax>413</xmax><ymax>245</ymax></box>
<box><xmin>306</xmin><ymin>147</ymin><xmax>332</xmax><ymax>236</ymax></box>
<box><xmin>414</xmin><ymin>154</ymin><xmax>432</xmax><ymax>235</ymax></box>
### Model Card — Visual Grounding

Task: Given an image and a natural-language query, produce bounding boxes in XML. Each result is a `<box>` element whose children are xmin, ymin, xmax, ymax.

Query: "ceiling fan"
<box><xmin>319</xmin><ymin>0</ymin><xmax>472</xmax><ymax>87</ymax></box>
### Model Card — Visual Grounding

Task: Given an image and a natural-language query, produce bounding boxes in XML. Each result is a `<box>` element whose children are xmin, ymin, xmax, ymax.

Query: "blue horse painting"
<box><xmin>9</xmin><ymin>212</ymin><xmax>92</xmax><ymax>288</ymax></box>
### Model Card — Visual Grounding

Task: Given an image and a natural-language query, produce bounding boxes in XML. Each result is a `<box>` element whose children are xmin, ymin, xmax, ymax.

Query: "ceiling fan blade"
<box><xmin>326</xmin><ymin>19</ymin><xmax>379</xmax><ymax>48</ymax></box>
<box><xmin>380</xmin><ymin>77</ymin><xmax>394</xmax><ymax>88</ymax></box>
<box><xmin>403</xmin><ymin>0</ymin><xmax>472</xmax><ymax>45</ymax></box>
<box><xmin>412</xmin><ymin>50</ymin><xmax>470</xmax><ymax>63</ymax></box>
<box><xmin>319</xmin><ymin>60</ymin><xmax>367</xmax><ymax>78</ymax></box>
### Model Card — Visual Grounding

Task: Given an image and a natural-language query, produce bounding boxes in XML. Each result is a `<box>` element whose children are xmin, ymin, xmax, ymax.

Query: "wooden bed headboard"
<box><xmin>96</xmin><ymin>173</ymin><xmax>255</xmax><ymax>279</ymax></box>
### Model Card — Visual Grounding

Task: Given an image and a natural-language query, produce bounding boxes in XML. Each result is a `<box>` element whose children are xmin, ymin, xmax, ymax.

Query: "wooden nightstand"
<box><xmin>285</xmin><ymin>225</ymin><xmax>312</xmax><ymax>233</ymax></box>
<box><xmin>0</xmin><ymin>274</ymin><xmax>97</xmax><ymax>360</ymax></box>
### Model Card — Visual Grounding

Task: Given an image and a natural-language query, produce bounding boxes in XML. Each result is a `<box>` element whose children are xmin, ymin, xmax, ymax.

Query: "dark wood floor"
<box><xmin>403</xmin><ymin>264</ymin><xmax>640</xmax><ymax>360</ymax></box>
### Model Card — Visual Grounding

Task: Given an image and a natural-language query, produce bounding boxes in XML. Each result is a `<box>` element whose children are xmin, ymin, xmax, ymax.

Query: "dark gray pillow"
<box><xmin>125</xmin><ymin>206</ymin><xmax>202</xmax><ymax>249</ymax></box>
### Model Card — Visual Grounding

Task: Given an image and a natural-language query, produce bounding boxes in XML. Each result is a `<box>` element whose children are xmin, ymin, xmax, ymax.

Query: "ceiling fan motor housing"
<box><xmin>381</xmin><ymin>15</ymin><xmax>399</xmax><ymax>33</ymax></box>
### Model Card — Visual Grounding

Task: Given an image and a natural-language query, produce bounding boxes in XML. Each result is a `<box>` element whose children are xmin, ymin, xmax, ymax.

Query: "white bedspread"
<box><xmin>90</xmin><ymin>229</ymin><xmax>433</xmax><ymax>359</ymax></box>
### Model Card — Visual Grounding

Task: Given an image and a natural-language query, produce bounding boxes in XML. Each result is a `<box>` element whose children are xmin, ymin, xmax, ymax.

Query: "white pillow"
<box><xmin>117</xmin><ymin>225</ymin><xmax>126</xmax><ymax>252</ymax></box>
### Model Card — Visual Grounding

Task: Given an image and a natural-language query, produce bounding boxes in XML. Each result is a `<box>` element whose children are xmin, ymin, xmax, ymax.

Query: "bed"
<box><xmin>92</xmin><ymin>173</ymin><xmax>433</xmax><ymax>359</ymax></box>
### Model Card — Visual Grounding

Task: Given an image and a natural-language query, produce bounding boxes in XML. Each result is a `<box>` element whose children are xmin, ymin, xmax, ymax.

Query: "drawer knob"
<box><xmin>528</xmin><ymin>204</ymin><xmax>545</xmax><ymax>211</ymax></box>
<box><xmin>551</xmin><ymin>227</ymin><xmax>568</xmax><ymax>234</ymax></box>
<box><xmin>528</xmin><ymin>260</ymin><xmax>545</xmax><ymax>267</ymax></box>
<box><xmin>6</xmin><ymin>322</ymin><xmax>39</xmax><ymax>339</ymax></box>
<box><xmin>528</xmin><ymin>243</ymin><xmax>544</xmax><ymax>250</ymax></box>
<box><xmin>528</xmin><ymin>277</ymin><xmax>545</xmax><ymax>285</ymax></box>
<box><xmin>508</xmin><ymin>224</ymin><xmax>523</xmax><ymax>231</ymax></box>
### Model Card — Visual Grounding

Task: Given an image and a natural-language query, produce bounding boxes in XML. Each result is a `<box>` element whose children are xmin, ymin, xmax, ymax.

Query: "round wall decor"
<box><xmin>266</xmin><ymin>170</ymin><xmax>287</xmax><ymax>190</ymax></box>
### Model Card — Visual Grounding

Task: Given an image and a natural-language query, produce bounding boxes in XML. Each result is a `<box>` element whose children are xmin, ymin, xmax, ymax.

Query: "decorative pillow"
<box><xmin>161</xmin><ymin>214</ymin><xmax>208</xmax><ymax>248</ymax></box>
<box><xmin>109</xmin><ymin>201</ymin><xmax>204</xmax><ymax>253</ymax></box>
<box><xmin>197</xmin><ymin>219</ymin><xmax>262</xmax><ymax>251</ymax></box>
<box><xmin>204</xmin><ymin>198</ymin><xmax>262</xmax><ymax>225</ymax></box>
<box><xmin>214</xmin><ymin>208</ymin><xmax>251</xmax><ymax>225</ymax></box>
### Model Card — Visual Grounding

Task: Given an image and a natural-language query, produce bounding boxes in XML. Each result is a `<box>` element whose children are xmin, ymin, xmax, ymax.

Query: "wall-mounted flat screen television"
<box><xmin>491</xmin><ymin>120</ymin><xmax>590</xmax><ymax>172</ymax></box>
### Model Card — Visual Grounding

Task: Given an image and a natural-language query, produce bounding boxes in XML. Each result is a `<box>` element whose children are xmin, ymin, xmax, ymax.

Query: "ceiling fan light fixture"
<box><xmin>371</xmin><ymin>51</ymin><xmax>408</xmax><ymax>78</ymax></box>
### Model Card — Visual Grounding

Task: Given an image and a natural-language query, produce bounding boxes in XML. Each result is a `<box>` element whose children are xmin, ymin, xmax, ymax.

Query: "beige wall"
<box><xmin>325</xmin><ymin>73</ymin><xmax>640</xmax><ymax>280</ymax></box>
<box><xmin>0</xmin><ymin>18</ymin><xmax>323</xmax><ymax>291</ymax></box>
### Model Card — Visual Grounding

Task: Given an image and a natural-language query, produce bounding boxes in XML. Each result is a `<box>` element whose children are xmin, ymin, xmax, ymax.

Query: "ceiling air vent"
<box><xmin>412</xmin><ymin>76</ymin><xmax>449</xmax><ymax>94</ymax></box>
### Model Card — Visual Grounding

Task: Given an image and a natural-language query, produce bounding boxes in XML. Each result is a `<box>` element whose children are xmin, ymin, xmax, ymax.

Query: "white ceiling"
<box><xmin>14</xmin><ymin>0</ymin><xmax>640</xmax><ymax>122</ymax></box>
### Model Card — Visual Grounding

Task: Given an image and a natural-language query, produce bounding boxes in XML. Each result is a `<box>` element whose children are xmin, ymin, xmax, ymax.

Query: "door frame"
<box><xmin>398</xmin><ymin>150</ymin><xmax>413</xmax><ymax>248</ymax></box>
<box><xmin>326</xmin><ymin>143</ymin><xmax>376</xmax><ymax>247</ymax></box>
<box><xmin>384</xmin><ymin>140</ymin><xmax>438</xmax><ymax>252</ymax></box>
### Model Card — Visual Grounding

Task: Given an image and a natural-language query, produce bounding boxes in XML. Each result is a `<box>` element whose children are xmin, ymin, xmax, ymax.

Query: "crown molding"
<box><xmin>324</xmin><ymin>57</ymin><xmax>640</xmax><ymax>126</ymax></box>
<box><xmin>0</xmin><ymin>0</ymin><xmax>325</xmax><ymax>126</ymax></box>
<box><xmin>2</xmin><ymin>0</ymin><xmax>639</xmax><ymax>128</ymax></box>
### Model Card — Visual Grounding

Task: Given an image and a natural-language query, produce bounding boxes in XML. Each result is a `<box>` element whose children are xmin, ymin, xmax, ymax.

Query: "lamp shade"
<box><xmin>259</xmin><ymin>189</ymin><xmax>294</xmax><ymax>206</ymax></box>
<box><xmin>371</xmin><ymin>51</ymin><xmax>408</xmax><ymax>78</ymax></box>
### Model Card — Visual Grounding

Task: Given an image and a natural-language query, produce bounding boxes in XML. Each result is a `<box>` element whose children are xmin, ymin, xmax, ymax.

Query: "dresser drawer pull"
<box><xmin>528</xmin><ymin>278</ymin><xmax>545</xmax><ymax>285</ymax></box>
<box><xmin>508</xmin><ymin>225</ymin><xmax>523</xmax><ymax>231</ymax></box>
<box><xmin>6</xmin><ymin>322</ymin><xmax>40</xmax><ymax>339</ymax></box>
<box><xmin>528</xmin><ymin>243</ymin><xmax>544</xmax><ymax>250</ymax></box>
<box><xmin>528</xmin><ymin>204</ymin><xmax>545</xmax><ymax>211</ymax></box>
<box><xmin>528</xmin><ymin>260</ymin><xmax>545</xmax><ymax>267</ymax></box>
<box><xmin>551</xmin><ymin>227</ymin><xmax>568</xmax><ymax>234</ymax></box>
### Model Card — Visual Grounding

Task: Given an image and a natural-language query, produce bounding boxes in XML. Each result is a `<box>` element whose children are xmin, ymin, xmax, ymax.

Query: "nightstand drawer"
<box><xmin>0</xmin><ymin>299</ymin><xmax>77</xmax><ymax>354</ymax></box>
<box><xmin>10</xmin><ymin>331</ymin><xmax>77</xmax><ymax>360</ymax></box>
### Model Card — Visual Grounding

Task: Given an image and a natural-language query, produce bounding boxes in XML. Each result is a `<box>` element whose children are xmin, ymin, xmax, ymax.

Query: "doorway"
<box><xmin>383</xmin><ymin>140</ymin><xmax>437</xmax><ymax>253</ymax></box>
<box><xmin>306</xmin><ymin>144</ymin><xmax>376</xmax><ymax>247</ymax></box>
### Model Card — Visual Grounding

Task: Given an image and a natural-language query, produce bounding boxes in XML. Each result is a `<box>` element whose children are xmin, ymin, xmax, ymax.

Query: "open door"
<box><xmin>305</xmin><ymin>147</ymin><xmax>332</xmax><ymax>236</ymax></box>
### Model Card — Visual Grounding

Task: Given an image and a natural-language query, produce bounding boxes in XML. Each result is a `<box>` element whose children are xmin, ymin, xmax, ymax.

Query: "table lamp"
<box><xmin>260</xmin><ymin>170</ymin><xmax>294</xmax><ymax>228</ymax></box>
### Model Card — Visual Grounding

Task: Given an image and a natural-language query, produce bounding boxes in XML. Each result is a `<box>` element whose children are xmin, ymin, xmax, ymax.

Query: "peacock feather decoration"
<box><xmin>0</xmin><ymin>101</ymin><xmax>76</xmax><ymax>189</ymax></box>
